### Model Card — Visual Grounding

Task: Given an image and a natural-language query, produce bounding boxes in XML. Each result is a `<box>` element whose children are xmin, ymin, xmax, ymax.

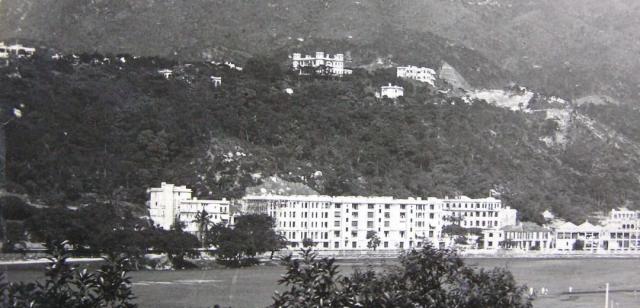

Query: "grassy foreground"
<box><xmin>4</xmin><ymin>258</ymin><xmax>640</xmax><ymax>308</ymax></box>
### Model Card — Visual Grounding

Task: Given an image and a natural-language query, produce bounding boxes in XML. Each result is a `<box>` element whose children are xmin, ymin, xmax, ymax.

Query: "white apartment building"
<box><xmin>242</xmin><ymin>195</ymin><xmax>444</xmax><ymax>250</ymax></box>
<box><xmin>290</xmin><ymin>52</ymin><xmax>352</xmax><ymax>77</ymax></box>
<box><xmin>0</xmin><ymin>42</ymin><xmax>35</xmax><ymax>59</ymax></box>
<box><xmin>397</xmin><ymin>65</ymin><xmax>437</xmax><ymax>86</ymax></box>
<box><xmin>441</xmin><ymin>196</ymin><xmax>517</xmax><ymax>230</ymax></box>
<box><xmin>375</xmin><ymin>84</ymin><xmax>404</xmax><ymax>99</ymax></box>
<box><xmin>147</xmin><ymin>183</ymin><xmax>230</xmax><ymax>237</ymax></box>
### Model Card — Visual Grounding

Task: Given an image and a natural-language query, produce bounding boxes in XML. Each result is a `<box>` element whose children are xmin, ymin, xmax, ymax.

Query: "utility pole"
<box><xmin>604</xmin><ymin>282</ymin><xmax>609</xmax><ymax>308</ymax></box>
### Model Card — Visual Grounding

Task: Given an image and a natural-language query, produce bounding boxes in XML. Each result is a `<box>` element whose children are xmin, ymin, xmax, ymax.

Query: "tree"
<box><xmin>573</xmin><ymin>239</ymin><xmax>585</xmax><ymax>251</ymax></box>
<box><xmin>193</xmin><ymin>209</ymin><xmax>212</xmax><ymax>248</ymax></box>
<box><xmin>366</xmin><ymin>231</ymin><xmax>381</xmax><ymax>251</ymax></box>
<box><xmin>244</xmin><ymin>56</ymin><xmax>283</xmax><ymax>82</ymax></box>
<box><xmin>302</xmin><ymin>237</ymin><xmax>316</xmax><ymax>248</ymax></box>
<box><xmin>208</xmin><ymin>214</ymin><xmax>285</xmax><ymax>266</ymax></box>
<box><xmin>272</xmin><ymin>245</ymin><xmax>533</xmax><ymax>308</ymax></box>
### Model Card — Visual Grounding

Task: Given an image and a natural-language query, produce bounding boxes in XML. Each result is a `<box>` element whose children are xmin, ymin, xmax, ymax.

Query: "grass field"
<box><xmin>4</xmin><ymin>258</ymin><xmax>640</xmax><ymax>308</ymax></box>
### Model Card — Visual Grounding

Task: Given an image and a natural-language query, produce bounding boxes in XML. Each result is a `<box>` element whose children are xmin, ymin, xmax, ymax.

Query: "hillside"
<box><xmin>3</xmin><ymin>54</ymin><xmax>640</xmax><ymax>224</ymax></box>
<box><xmin>1</xmin><ymin>0</ymin><xmax>638</xmax><ymax>102</ymax></box>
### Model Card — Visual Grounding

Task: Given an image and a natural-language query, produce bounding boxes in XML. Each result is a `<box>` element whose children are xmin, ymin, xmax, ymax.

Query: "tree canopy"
<box><xmin>272</xmin><ymin>245</ymin><xmax>532</xmax><ymax>308</ymax></box>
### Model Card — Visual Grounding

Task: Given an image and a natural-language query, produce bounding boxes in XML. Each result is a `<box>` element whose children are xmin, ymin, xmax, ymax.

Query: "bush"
<box><xmin>272</xmin><ymin>245</ymin><xmax>533</xmax><ymax>308</ymax></box>
<box><xmin>0</xmin><ymin>196</ymin><xmax>33</xmax><ymax>220</ymax></box>
<box><xmin>0</xmin><ymin>241</ymin><xmax>137</xmax><ymax>307</ymax></box>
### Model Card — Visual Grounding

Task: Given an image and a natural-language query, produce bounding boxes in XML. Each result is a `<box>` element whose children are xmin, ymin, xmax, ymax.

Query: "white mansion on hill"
<box><xmin>290</xmin><ymin>52</ymin><xmax>352</xmax><ymax>77</ymax></box>
<box><xmin>147</xmin><ymin>183</ymin><xmax>230</xmax><ymax>237</ymax></box>
<box><xmin>148</xmin><ymin>183</ymin><xmax>640</xmax><ymax>254</ymax></box>
<box><xmin>397</xmin><ymin>65</ymin><xmax>437</xmax><ymax>86</ymax></box>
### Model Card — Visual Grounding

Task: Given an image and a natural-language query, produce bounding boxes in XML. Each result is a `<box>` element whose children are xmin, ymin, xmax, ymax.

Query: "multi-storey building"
<box><xmin>375</xmin><ymin>84</ymin><xmax>404</xmax><ymax>99</ymax></box>
<box><xmin>242</xmin><ymin>195</ymin><xmax>444</xmax><ymax>250</ymax></box>
<box><xmin>441</xmin><ymin>196</ymin><xmax>517</xmax><ymax>230</ymax></box>
<box><xmin>290</xmin><ymin>52</ymin><xmax>352</xmax><ymax>77</ymax></box>
<box><xmin>147</xmin><ymin>183</ymin><xmax>230</xmax><ymax>237</ymax></box>
<box><xmin>397</xmin><ymin>65</ymin><xmax>437</xmax><ymax>86</ymax></box>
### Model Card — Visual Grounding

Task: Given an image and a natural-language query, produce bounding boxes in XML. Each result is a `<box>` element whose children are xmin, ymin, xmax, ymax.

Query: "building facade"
<box><xmin>442</xmin><ymin>196</ymin><xmax>517</xmax><ymax>230</ymax></box>
<box><xmin>375</xmin><ymin>84</ymin><xmax>404</xmax><ymax>99</ymax></box>
<box><xmin>0</xmin><ymin>42</ymin><xmax>36</xmax><ymax>59</ymax></box>
<box><xmin>397</xmin><ymin>65</ymin><xmax>437</xmax><ymax>86</ymax></box>
<box><xmin>290</xmin><ymin>52</ymin><xmax>352</xmax><ymax>77</ymax></box>
<box><xmin>147</xmin><ymin>183</ymin><xmax>230</xmax><ymax>237</ymax></box>
<box><xmin>241</xmin><ymin>194</ymin><xmax>518</xmax><ymax>251</ymax></box>
<box><xmin>553</xmin><ymin>209</ymin><xmax>640</xmax><ymax>253</ymax></box>
<box><xmin>242</xmin><ymin>195</ymin><xmax>445</xmax><ymax>250</ymax></box>
<box><xmin>483</xmin><ymin>222</ymin><xmax>553</xmax><ymax>251</ymax></box>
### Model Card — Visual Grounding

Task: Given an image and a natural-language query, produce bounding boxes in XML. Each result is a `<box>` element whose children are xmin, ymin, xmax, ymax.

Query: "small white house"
<box><xmin>0</xmin><ymin>42</ymin><xmax>36</xmax><ymax>59</ymax></box>
<box><xmin>376</xmin><ymin>84</ymin><xmax>404</xmax><ymax>99</ymax></box>
<box><xmin>210</xmin><ymin>76</ymin><xmax>222</xmax><ymax>87</ymax></box>
<box><xmin>158</xmin><ymin>69</ymin><xmax>173</xmax><ymax>79</ymax></box>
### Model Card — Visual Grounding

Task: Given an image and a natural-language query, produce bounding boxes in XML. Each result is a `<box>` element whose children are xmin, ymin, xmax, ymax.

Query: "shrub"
<box><xmin>0</xmin><ymin>241</ymin><xmax>137</xmax><ymax>307</ymax></box>
<box><xmin>272</xmin><ymin>245</ymin><xmax>533</xmax><ymax>308</ymax></box>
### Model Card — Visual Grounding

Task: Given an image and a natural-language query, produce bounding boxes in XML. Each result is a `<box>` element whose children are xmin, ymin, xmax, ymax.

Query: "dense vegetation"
<box><xmin>208</xmin><ymin>214</ymin><xmax>287</xmax><ymax>266</ymax></box>
<box><xmin>0</xmin><ymin>195</ymin><xmax>200</xmax><ymax>269</ymax></box>
<box><xmin>0</xmin><ymin>242</ymin><xmax>137</xmax><ymax>307</ymax></box>
<box><xmin>272</xmin><ymin>246</ymin><xmax>532</xmax><ymax>307</ymax></box>
<box><xmin>3</xmin><ymin>54</ymin><xmax>640</xmax><ymax>223</ymax></box>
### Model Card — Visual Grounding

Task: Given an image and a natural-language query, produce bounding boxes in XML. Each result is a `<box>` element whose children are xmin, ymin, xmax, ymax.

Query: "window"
<box><xmin>323</xmin><ymin>242</ymin><xmax>329</xmax><ymax>248</ymax></box>
<box><xmin>334</xmin><ymin>242</ymin><xmax>339</xmax><ymax>248</ymax></box>
<box><xmin>384</xmin><ymin>241</ymin><xmax>388</xmax><ymax>248</ymax></box>
<box><xmin>352</xmin><ymin>242</ymin><xmax>357</xmax><ymax>248</ymax></box>
<box><xmin>400</xmin><ymin>212</ymin><xmax>406</xmax><ymax>219</ymax></box>
<box><xmin>368</xmin><ymin>204</ymin><xmax>374</xmax><ymax>209</ymax></box>
<box><xmin>429</xmin><ymin>231</ymin><xmax>434</xmax><ymax>237</ymax></box>
<box><xmin>334</xmin><ymin>231</ymin><xmax>340</xmax><ymax>237</ymax></box>
<box><xmin>367</xmin><ymin>212</ymin><xmax>374</xmax><ymax>218</ymax></box>
<box><xmin>334</xmin><ymin>211</ymin><xmax>341</xmax><ymax>217</ymax></box>
<box><xmin>384</xmin><ymin>231</ymin><xmax>390</xmax><ymax>237</ymax></box>
<box><xmin>367</xmin><ymin>221</ymin><xmax>374</xmax><ymax>228</ymax></box>
<box><xmin>334</xmin><ymin>221</ymin><xmax>340</xmax><ymax>227</ymax></box>
<box><xmin>352</xmin><ymin>204</ymin><xmax>358</xmax><ymax>210</ymax></box>
<box><xmin>352</xmin><ymin>221</ymin><xmax>358</xmax><ymax>227</ymax></box>
<box><xmin>352</xmin><ymin>212</ymin><xmax>358</xmax><ymax>218</ymax></box>
<box><xmin>351</xmin><ymin>231</ymin><xmax>357</xmax><ymax>237</ymax></box>
<box><xmin>385</xmin><ymin>204</ymin><xmax>390</xmax><ymax>209</ymax></box>
<box><xmin>400</xmin><ymin>205</ymin><xmax>406</xmax><ymax>210</ymax></box>
<box><xmin>429</xmin><ymin>213</ymin><xmax>434</xmax><ymax>219</ymax></box>
<box><xmin>384</xmin><ymin>221</ymin><xmax>390</xmax><ymax>227</ymax></box>
<box><xmin>400</xmin><ymin>231</ymin><xmax>405</xmax><ymax>238</ymax></box>
<box><xmin>384</xmin><ymin>212</ymin><xmax>390</xmax><ymax>218</ymax></box>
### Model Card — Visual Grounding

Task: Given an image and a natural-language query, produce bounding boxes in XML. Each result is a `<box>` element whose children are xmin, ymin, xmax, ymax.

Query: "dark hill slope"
<box><xmin>3</xmin><ymin>55</ymin><xmax>640</xmax><ymax>223</ymax></box>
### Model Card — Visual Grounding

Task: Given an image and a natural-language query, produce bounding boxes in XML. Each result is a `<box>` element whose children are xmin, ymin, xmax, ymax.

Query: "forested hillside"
<box><xmin>3</xmin><ymin>54</ymin><xmax>640</xmax><ymax>223</ymax></box>
<box><xmin>2</xmin><ymin>0</ymin><xmax>639</xmax><ymax>102</ymax></box>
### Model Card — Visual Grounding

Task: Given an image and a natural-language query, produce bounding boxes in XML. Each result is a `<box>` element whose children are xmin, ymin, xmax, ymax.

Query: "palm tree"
<box><xmin>193</xmin><ymin>209</ymin><xmax>211</xmax><ymax>248</ymax></box>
